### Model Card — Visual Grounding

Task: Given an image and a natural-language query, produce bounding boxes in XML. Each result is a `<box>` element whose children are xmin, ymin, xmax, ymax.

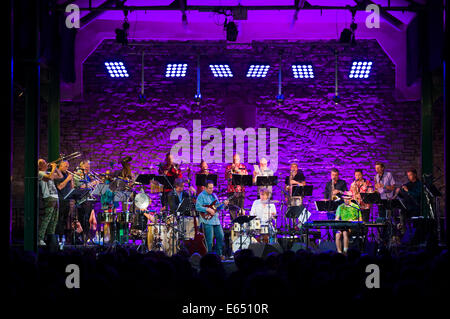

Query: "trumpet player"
<box><xmin>54</xmin><ymin>160</ymin><xmax>74</xmax><ymax>245</ymax></box>
<box><xmin>74</xmin><ymin>160</ymin><xmax>99</xmax><ymax>244</ymax></box>
<box><xmin>349</xmin><ymin>169</ymin><xmax>373</xmax><ymax>222</ymax></box>
<box><xmin>37</xmin><ymin>159</ymin><xmax>61</xmax><ymax>246</ymax></box>
<box><xmin>158</xmin><ymin>152</ymin><xmax>182</xmax><ymax>208</ymax></box>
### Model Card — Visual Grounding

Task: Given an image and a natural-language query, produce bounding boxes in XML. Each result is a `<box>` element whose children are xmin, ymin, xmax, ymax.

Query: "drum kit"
<box><xmin>230</xmin><ymin>215</ymin><xmax>277</xmax><ymax>252</ymax></box>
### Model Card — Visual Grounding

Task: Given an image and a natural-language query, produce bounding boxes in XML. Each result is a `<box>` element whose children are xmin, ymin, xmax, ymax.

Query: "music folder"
<box><xmin>315</xmin><ymin>200</ymin><xmax>339</xmax><ymax>212</ymax></box>
<box><xmin>360</xmin><ymin>192</ymin><xmax>381</xmax><ymax>204</ymax></box>
<box><xmin>154</xmin><ymin>175</ymin><xmax>175</xmax><ymax>188</ymax></box>
<box><xmin>195</xmin><ymin>174</ymin><xmax>218</xmax><ymax>186</ymax></box>
<box><xmin>135</xmin><ymin>174</ymin><xmax>155</xmax><ymax>185</ymax></box>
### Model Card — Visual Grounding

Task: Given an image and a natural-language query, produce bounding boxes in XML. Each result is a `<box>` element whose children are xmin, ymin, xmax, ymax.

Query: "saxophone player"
<box><xmin>284</xmin><ymin>163</ymin><xmax>306</xmax><ymax>206</ymax></box>
<box><xmin>324</xmin><ymin>168</ymin><xmax>348</xmax><ymax>219</ymax></box>
<box><xmin>349</xmin><ymin>169</ymin><xmax>373</xmax><ymax>222</ymax></box>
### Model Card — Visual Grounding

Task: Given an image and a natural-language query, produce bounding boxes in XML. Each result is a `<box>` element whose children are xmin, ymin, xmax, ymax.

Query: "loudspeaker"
<box><xmin>248</xmin><ymin>242</ymin><xmax>283</xmax><ymax>258</ymax></box>
<box><xmin>318</xmin><ymin>240</ymin><xmax>336</xmax><ymax>252</ymax></box>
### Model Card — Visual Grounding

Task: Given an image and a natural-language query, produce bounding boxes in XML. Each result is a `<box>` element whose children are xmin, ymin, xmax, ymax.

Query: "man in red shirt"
<box><xmin>158</xmin><ymin>153</ymin><xmax>182</xmax><ymax>209</ymax></box>
<box><xmin>225</xmin><ymin>153</ymin><xmax>248</xmax><ymax>220</ymax></box>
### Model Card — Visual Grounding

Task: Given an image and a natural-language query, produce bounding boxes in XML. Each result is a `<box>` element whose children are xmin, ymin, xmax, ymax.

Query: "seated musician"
<box><xmin>335</xmin><ymin>191</ymin><xmax>362</xmax><ymax>254</ymax></box>
<box><xmin>250</xmin><ymin>188</ymin><xmax>277</xmax><ymax>224</ymax></box>
<box><xmin>196</xmin><ymin>180</ymin><xmax>229</xmax><ymax>259</ymax></box>
<box><xmin>324</xmin><ymin>168</ymin><xmax>348</xmax><ymax>219</ymax></box>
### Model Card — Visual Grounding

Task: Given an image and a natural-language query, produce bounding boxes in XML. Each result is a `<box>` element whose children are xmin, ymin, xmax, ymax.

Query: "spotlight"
<box><xmin>332</xmin><ymin>95</ymin><xmax>341</xmax><ymax>104</ymax></box>
<box><xmin>165</xmin><ymin>63</ymin><xmax>188</xmax><ymax>78</ymax></box>
<box><xmin>349</xmin><ymin>61</ymin><xmax>373</xmax><ymax>79</ymax></box>
<box><xmin>138</xmin><ymin>94</ymin><xmax>146</xmax><ymax>104</ymax></box>
<box><xmin>115</xmin><ymin>16</ymin><xmax>130</xmax><ymax>45</ymax></box>
<box><xmin>194</xmin><ymin>93</ymin><xmax>202</xmax><ymax>104</ymax></box>
<box><xmin>292</xmin><ymin>64</ymin><xmax>315</xmax><ymax>79</ymax></box>
<box><xmin>104</xmin><ymin>61</ymin><xmax>129</xmax><ymax>78</ymax></box>
<box><xmin>225</xmin><ymin>21</ymin><xmax>238</xmax><ymax>41</ymax></box>
<box><xmin>209</xmin><ymin>64</ymin><xmax>233</xmax><ymax>77</ymax></box>
<box><xmin>276</xmin><ymin>94</ymin><xmax>284</xmax><ymax>105</ymax></box>
<box><xmin>246</xmin><ymin>64</ymin><xmax>270</xmax><ymax>78</ymax></box>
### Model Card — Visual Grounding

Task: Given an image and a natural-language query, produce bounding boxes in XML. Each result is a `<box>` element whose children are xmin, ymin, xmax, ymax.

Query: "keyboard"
<box><xmin>303</xmin><ymin>220</ymin><xmax>364</xmax><ymax>229</ymax></box>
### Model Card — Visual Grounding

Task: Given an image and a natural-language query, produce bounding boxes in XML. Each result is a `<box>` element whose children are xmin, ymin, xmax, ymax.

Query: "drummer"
<box><xmin>249</xmin><ymin>188</ymin><xmax>277</xmax><ymax>224</ymax></box>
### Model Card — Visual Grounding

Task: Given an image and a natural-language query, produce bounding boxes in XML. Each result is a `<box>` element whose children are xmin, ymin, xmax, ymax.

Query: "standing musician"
<box><xmin>324</xmin><ymin>168</ymin><xmax>348</xmax><ymax>219</ymax></box>
<box><xmin>73</xmin><ymin>160</ymin><xmax>99</xmax><ymax>244</ymax></box>
<box><xmin>54</xmin><ymin>160</ymin><xmax>74</xmax><ymax>245</ymax></box>
<box><xmin>394</xmin><ymin>168</ymin><xmax>422</xmax><ymax>234</ymax></box>
<box><xmin>285</xmin><ymin>163</ymin><xmax>306</xmax><ymax>206</ymax></box>
<box><xmin>253</xmin><ymin>157</ymin><xmax>274</xmax><ymax>198</ymax></box>
<box><xmin>335</xmin><ymin>191</ymin><xmax>362</xmax><ymax>254</ymax></box>
<box><xmin>225</xmin><ymin>153</ymin><xmax>248</xmax><ymax>220</ymax></box>
<box><xmin>195</xmin><ymin>160</ymin><xmax>210</xmax><ymax>196</ymax></box>
<box><xmin>349</xmin><ymin>169</ymin><xmax>373</xmax><ymax>223</ymax></box>
<box><xmin>373</xmin><ymin>161</ymin><xmax>396</xmax><ymax>219</ymax></box>
<box><xmin>37</xmin><ymin>159</ymin><xmax>61</xmax><ymax>246</ymax></box>
<box><xmin>196</xmin><ymin>180</ymin><xmax>229</xmax><ymax>259</ymax></box>
<box><xmin>113</xmin><ymin>156</ymin><xmax>136</xmax><ymax>212</ymax></box>
<box><xmin>158</xmin><ymin>153</ymin><xmax>182</xmax><ymax>209</ymax></box>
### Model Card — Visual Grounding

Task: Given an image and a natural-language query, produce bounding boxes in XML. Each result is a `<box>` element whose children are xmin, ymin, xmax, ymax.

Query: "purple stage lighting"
<box><xmin>165</xmin><ymin>63</ymin><xmax>188</xmax><ymax>78</ymax></box>
<box><xmin>209</xmin><ymin>64</ymin><xmax>233</xmax><ymax>77</ymax></box>
<box><xmin>349</xmin><ymin>61</ymin><xmax>372</xmax><ymax>79</ymax></box>
<box><xmin>246</xmin><ymin>64</ymin><xmax>270</xmax><ymax>78</ymax></box>
<box><xmin>292</xmin><ymin>64</ymin><xmax>315</xmax><ymax>79</ymax></box>
<box><xmin>104</xmin><ymin>61</ymin><xmax>129</xmax><ymax>78</ymax></box>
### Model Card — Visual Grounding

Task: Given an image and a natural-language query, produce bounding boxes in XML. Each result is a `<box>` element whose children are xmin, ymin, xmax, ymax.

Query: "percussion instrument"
<box><xmin>232</xmin><ymin>235</ymin><xmax>257</xmax><ymax>253</ymax></box>
<box><xmin>150</xmin><ymin>181</ymin><xmax>164</xmax><ymax>193</ymax></box>
<box><xmin>99</xmin><ymin>211</ymin><xmax>115</xmax><ymax>223</ymax></box>
<box><xmin>135</xmin><ymin>191</ymin><xmax>150</xmax><ymax>210</ymax></box>
<box><xmin>249</xmin><ymin>218</ymin><xmax>261</xmax><ymax>231</ymax></box>
<box><xmin>260</xmin><ymin>225</ymin><xmax>269</xmax><ymax>234</ymax></box>
<box><xmin>116</xmin><ymin>211</ymin><xmax>133</xmax><ymax>224</ymax></box>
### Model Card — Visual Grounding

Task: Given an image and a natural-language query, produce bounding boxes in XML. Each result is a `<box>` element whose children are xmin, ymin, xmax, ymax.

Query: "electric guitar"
<box><xmin>200</xmin><ymin>193</ymin><xmax>236</xmax><ymax>220</ymax></box>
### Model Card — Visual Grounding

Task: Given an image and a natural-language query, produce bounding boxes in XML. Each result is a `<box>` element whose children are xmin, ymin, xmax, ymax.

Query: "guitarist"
<box><xmin>195</xmin><ymin>180</ymin><xmax>229</xmax><ymax>259</ymax></box>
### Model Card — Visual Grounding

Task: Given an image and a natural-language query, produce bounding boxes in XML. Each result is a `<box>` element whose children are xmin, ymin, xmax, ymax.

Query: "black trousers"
<box><xmin>77</xmin><ymin>201</ymin><xmax>92</xmax><ymax>237</ymax></box>
<box><xmin>56</xmin><ymin>199</ymin><xmax>71</xmax><ymax>236</ymax></box>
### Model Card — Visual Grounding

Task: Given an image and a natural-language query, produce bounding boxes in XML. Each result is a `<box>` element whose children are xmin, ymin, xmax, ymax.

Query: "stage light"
<box><xmin>349</xmin><ymin>61</ymin><xmax>372</xmax><ymax>79</ymax></box>
<box><xmin>104</xmin><ymin>61</ymin><xmax>129</xmax><ymax>78</ymax></box>
<box><xmin>209</xmin><ymin>64</ymin><xmax>233</xmax><ymax>78</ymax></box>
<box><xmin>165</xmin><ymin>63</ymin><xmax>188</xmax><ymax>78</ymax></box>
<box><xmin>246</xmin><ymin>64</ymin><xmax>270</xmax><ymax>78</ymax></box>
<box><xmin>292</xmin><ymin>64</ymin><xmax>315</xmax><ymax>79</ymax></box>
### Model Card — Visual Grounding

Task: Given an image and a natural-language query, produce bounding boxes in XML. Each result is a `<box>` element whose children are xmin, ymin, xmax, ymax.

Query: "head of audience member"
<box><xmin>205</xmin><ymin>180</ymin><xmax>215</xmax><ymax>194</ymax></box>
<box><xmin>331</xmin><ymin>168</ymin><xmax>339</xmax><ymax>182</ymax></box>
<box><xmin>375</xmin><ymin>161</ymin><xmax>385</xmax><ymax>176</ymax></box>
<box><xmin>406</xmin><ymin>168</ymin><xmax>418</xmax><ymax>183</ymax></box>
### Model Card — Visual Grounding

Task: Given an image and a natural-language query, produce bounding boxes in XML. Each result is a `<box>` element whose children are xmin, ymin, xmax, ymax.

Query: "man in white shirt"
<box><xmin>253</xmin><ymin>157</ymin><xmax>274</xmax><ymax>198</ymax></box>
<box><xmin>250</xmin><ymin>188</ymin><xmax>277</xmax><ymax>225</ymax></box>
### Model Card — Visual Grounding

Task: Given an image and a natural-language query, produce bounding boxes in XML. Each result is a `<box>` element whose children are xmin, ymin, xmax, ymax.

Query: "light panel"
<box><xmin>292</xmin><ymin>64</ymin><xmax>315</xmax><ymax>79</ymax></box>
<box><xmin>104</xmin><ymin>61</ymin><xmax>129</xmax><ymax>78</ymax></box>
<box><xmin>165</xmin><ymin>63</ymin><xmax>188</xmax><ymax>78</ymax></box>
<box><xmin>246</xmin><ymin>64</ymin><xmax>270</xmax><ymax>78</ymax></box>
<box><xmin>209</xmin><ymin>64</ymin><xmax>233</xmax><ymax>77</ymax></box>
<box><xmin>349</xmin><ymin>61</ymin><xmax>373</xmax><ymax>79</ymax></box>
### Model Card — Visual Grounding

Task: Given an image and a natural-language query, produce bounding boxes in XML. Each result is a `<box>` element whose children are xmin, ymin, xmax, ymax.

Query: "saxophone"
<box><xmin>331</xmin><ymin>180</ymin><xmax>338</xmax><ymax>201</ymax></box>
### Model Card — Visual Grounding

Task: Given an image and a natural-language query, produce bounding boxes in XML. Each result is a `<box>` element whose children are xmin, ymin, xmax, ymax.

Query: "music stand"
<box><xmin>291</xmin><ymin>185</ymin><xmax>313</xmax><ymax>197</ymax></box>
<box><xmin>255</xmin><ymin>176</ymin><xmax>278</xmax><ymax>187</ymax></box>
<box><xmin>154</xmin><ymin>175</ymin><xmax>175</xmax><ymax>189</ymax></box>
<box><xmin>286</xmin><ymin>205</ymin><xmax>304</xmax><ymax>219</ymax></box>
<box><xmin>135</xmin><ymin>174</ymin><xmax>155</xmax><ymax>185</ymax></box>
<box><xmin>360</xmin><ymin>192</ymin><xmax>381</xmax><ymax>204</ymax></box>
<box><xmin>195</xmin><ymin>174</ymin><xmax>217</xmax><ymax>186</ymax></box>
<box><xmin>232</xmin><ymin>174</ymin><xmax>253</xmax><ymax>187</ymax></box>
<box><xmin>380</xmin><ymin>199</ymin><xmax>406</xmax><ymax>210</ymax></box>
<box><xmin>315</xmin><ymin>200</ymin><xmax>339</xmax><ymax>212</ymax></box>
<box><xmin>64</xmin><ymin>188</ymin><xmax>91</xmax><ymax>244</ymax></box>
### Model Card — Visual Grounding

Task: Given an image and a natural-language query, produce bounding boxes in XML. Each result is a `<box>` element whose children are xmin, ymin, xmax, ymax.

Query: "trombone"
<box><xmin>47</xmin><ymin>152</ymin><xmax>81</xmax><ymax>167</ymax></box>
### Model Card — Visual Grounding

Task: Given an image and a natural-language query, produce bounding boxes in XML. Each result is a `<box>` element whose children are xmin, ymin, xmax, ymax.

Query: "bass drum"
<box><xmin>232</xmin><ymin>235</ymin><xmax>257</xmax><ymax>253</ymax></box>
<box><xmin>147</xmin><ymin>223</ymin><xmax>178</xmax><ymax>256</ymax></box>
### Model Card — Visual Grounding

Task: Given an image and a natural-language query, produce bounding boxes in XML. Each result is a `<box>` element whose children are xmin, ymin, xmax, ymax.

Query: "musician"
<box><xmin>285</xmin><ymin>163</ymin><xmax>306</xmax><ymax>206</ymax></box>
<box><xmin>116</xmin><ymin>156</ymin><xmax>134</xmax><ymax>181</ymax></box>
<box><xmin>395</xmin><ymin>169</ymin><xmax>422</xmax><ymax>233</ymax></box>
<box><xmin>196</xmin><ymin>180</ymin><xmax>229</xmax><ymax>259</ymax></box>
<box><xmin>73</xmin><ymin>160</ymin><xmax>99</xmax><ymax>243</ymax></box>
<box><xmin>37</xmin><ymin>159</ymin><xmax>61</xmax><ymax>246</ymax></box>
<box><xmin>253</xmin><ymin>157</ymin><xmax>274</xmax><ymax>198</ymax></box>
<box><xmin>158</xmin><ymin>153</ymin><xmax>182</xmax><ymax>208</ymax></box>
<box><xmin>335</xmin><ymin>191</ymin><xmax>362</xmax><ymax>254</ymax></box>
<box><xmin>250</xmin><ymin>188</ymin><xmax>277</xmax><ymax>224</ymax></box>
<box><xmin>349</xmin><ymin>169</ymin><xmax>373</xmax><ymax>222</ymax></box>
<box><xmin>374</xmin><ymin>162</ymin><xmax>396</xmax><ymax>219</ymax></box>
<box><xmin>195</xmin><ymin>160</ymin><xmax>210</xmax><ymax>196</ymax></box>
<box><xmin>324</xmin><ymin>168</ymin><xmax>348</xmax><ymax>219</ymax></box>
<box><xmin>168</xmin><ymin>178</ymin><xmax>193</xmax><ymax>214</ymax></box>
<box><xmin>225</xmin><ymin>153</ymin><xmax>248</xmax><ymax>220</ymax></box>
<box><xmin>54</xmin><ymin>160</ymin><xmax>74</xmax><ymax>244</ymax></box>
